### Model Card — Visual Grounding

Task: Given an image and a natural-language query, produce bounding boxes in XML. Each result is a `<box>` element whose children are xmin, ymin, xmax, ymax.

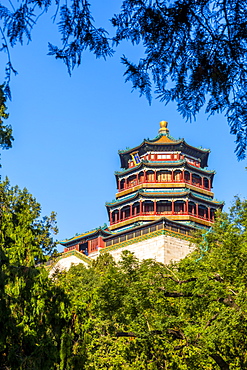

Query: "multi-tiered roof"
<box><xmin>59</xmin><ymin>121</ymin><xmax>223</xmax><ymax>264</ymax></box>
<box><xmin>106</xmin><ymin>121</ymin><xmax>223</xmax><ymax>231</ymax></box>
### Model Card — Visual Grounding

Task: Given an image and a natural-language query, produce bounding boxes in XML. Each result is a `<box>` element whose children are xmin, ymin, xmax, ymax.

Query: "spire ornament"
<box><xmin>159</xmin><ymin>121</ymin><xmax>169</xmax><ymax>135</ymax></box>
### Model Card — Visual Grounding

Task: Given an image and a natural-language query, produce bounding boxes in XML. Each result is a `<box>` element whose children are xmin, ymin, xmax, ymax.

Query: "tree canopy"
<box><xmin>1</xmin><ymin>0</ymin><xmax>247</xmax><ymax>158</ymax></box>
<box><xmin>0</xmin><ymin>86</ymin><xmax>13</xmax><ymax>152</ymax></box>
<box><xmin>53</xmin><ymin>198</ymin><xmax>247</xmax><ymax>370</ymax></box>
<box><xmin>0</xmin><ymin>179</ymin><xmax>67</xmax><ymax>369</ymax></box>
<box><xmin>1</xmin><ymin>181</ymin><xmax>247</xmax><ymax>369</ymax></box>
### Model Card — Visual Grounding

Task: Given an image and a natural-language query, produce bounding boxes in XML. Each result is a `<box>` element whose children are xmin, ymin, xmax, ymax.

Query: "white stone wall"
<box><xmin>52</xmin><ymin>234</ymin><xmax>194</xmax><ymax>273</ymax></box>
<box><xmin>104</xmin><ymin>234</ymin><xmax>193</xmax><ymax>264</ymax></box>
<box><xmin>162</xmin><ymin>235</ymin><xmax>193</xmax><ymax>265</ymax></box>
<box><xmin>49</xmin><ymin>255</ymin><xmax>88</xmax><ymax>276</ymax></box>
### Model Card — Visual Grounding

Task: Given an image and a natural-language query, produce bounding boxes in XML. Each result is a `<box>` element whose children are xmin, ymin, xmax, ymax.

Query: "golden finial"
<box><xmin>159</xmin><ymin>121</ymin><xmax>169</xmax><ymax>135</ymax></box>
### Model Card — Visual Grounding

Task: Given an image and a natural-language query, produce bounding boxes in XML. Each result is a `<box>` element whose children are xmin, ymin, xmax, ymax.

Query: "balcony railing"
<box><xmin>119</xmin><ymin>179</ymin><xmax>210</xmax><ymax>192</ymax></box>
<box><xmin>110</xmin><ymin>210</ymin><xmax>214</xmax><ymax>225</ymax></box>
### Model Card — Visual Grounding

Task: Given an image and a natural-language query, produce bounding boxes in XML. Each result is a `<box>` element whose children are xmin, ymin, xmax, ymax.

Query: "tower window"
<box><xmin>79</xmin><ymin>242</ymin><xmax>88</xmax><ymax>256</ymax></box>
<box><xmin>157</xmin><ymin>154</ymin><xmax>171</xmax><ymax>159</ymax></box>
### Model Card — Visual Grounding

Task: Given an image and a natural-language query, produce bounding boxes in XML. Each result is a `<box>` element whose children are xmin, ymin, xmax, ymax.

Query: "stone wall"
<box><xmin>49</xmin><ymin>252</ymin><xmax>90</xmax><ymax>276</ymax></box>
<box><xmin>51</xmin><ymin>232</ymin><xmax>194</xmax><ymax>275</ymax></box>
<box><xmin>102</xmin><ymin>234</ymin><xmax>193</xmax><ymax>264</ymax></box>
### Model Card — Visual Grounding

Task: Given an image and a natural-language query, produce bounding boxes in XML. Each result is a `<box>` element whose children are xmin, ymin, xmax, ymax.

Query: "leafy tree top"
<box><xmin>56</xmin><ymin>198</ymin><xmax>247</xmax><ymax>369</ymax></box>
<box><xmin>1</xmin><ymin>0</ymin><xmax>247</xmax><ymax>159</ymax></box>
<box><xmin>0</xmin><ymin>179</ymin><xmax>58</xmax><ymax>266</ymax></box>
<box><xmin>0</xmin><ymin>86</ymin><xmax>13</xmax><ymax>151</ymax></box>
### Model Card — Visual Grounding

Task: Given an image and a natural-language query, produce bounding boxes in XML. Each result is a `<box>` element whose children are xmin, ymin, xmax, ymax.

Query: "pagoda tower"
<box><xmin>53</xmin><ymin>120</ymin><xmax>223</xmax><ymax>274</ymax></box>
<box><xmin>106</xmin><ymin>121</ymin><xmax>223</xmax><ymax>232</ymax></box>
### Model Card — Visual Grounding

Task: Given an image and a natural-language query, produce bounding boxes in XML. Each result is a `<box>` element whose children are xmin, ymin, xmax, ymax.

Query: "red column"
<box><xmin>208</xmin><ymin>207</ymin><xmax>210</xmax><ymax>220</ymax></box>
<box><xmin>143</xmin><ymin>201</ymin><xmax>146</xmax><ymax>214</ymax></box>
<box><xmin>144</xmin><ymin>171</ymin><xmax>147</xmax><ymax>183</ymax></box>
<box><xmin>98</xmin><ymin>236</ymin><xmax>105</xmax><ymax>249</ymax></box>
<box><xmin>171</xmin><ymin>171</ymin><xmax>174</xmax><ymax>182</ymax></box>
<box><xmin>208</xmin><ymin>178</ymin><xmax>211</xmax><ymax>191</ymax></box>
<box><xmin>136</xmin><ymin>173</ymin><xmax>138</xmax><ymax>185</ymax></box>
<box><xmin>154</xmin><ymin>171</ymin><xmax>157</xmax><ymax>182</ymax></box>
<box><xmin>196</xmin><ymin>203</ymin><xmax>199</xmax><ymax>217</ymax></box>
<box><xmin>140</xmin><ymin>201</ymin><xmax>143</xmax><ymax>215</ymax></box>
<box><xmin>172</xmin><ymin>201</ymin><xmax>174</xmax><ymax>215</ymax></box>
<box><xmin>154</xmin><ymin>201</ymin><xmax>157</xmax><ymax>215</ymax></box>
<box><xmin>88</xmin><ymin>240</ymin><xmax>92</xmax><ymax>254</ymax></box>
<box><xmin>186</xmin><ymin>199</ymin><xmax>189</xmax><ymax>214</ymax></box>
<box><xmin>130</xmin><ymin>204</ymin><xmax>133</xmax><ymax>218</ymax></box>
<box><xmin>110</xmin><ymin>211</ymin><xmax>112</xmax><ymax>225</ymax></box>
<box><xmin>190</xmin><ymin>173</ymin><xmax>192</xmax><ymax>185</ymax></box>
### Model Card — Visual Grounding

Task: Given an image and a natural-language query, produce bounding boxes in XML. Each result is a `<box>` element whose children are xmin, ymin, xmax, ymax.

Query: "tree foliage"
<box><xmin>56</xmin><ymin>199</ymin><xmax>247</xmax><ymax>369</ymax></box>
<box><xmin>1</xmin><ymin>0</ymin><xmax>247</xmax><ymax>158</ymax></box>
<box><xmin>0</xmin><ymin>85</ymin><xmax>13</xmax><ymax>152</ymax></box>
<box><xmin>0</xmin><ymin>180</ymin><xmax>67</xmax><ymax>369</ymax></box>
<box><xmin>1</xmin><ymin>178</ymin><xmax>247</xmax><ymax>369</ymax></box>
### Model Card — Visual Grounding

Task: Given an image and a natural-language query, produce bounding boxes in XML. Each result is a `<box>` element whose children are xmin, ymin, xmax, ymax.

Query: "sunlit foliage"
<box><xmin>0</xmin><ymin>1</ymin><xmax>247</xmax><ymax>158</ymax></box>
<box><xmin>1</xmin><ymin>179</ymin><xmax>247</xmax><ymax>369</ymax></box>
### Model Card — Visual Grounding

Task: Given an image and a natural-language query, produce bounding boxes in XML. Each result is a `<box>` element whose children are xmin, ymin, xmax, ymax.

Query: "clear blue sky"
<box><xmin>1</xmin><ymin>1</ymin><xmax>246</xmax><ymax>251</ymax></box>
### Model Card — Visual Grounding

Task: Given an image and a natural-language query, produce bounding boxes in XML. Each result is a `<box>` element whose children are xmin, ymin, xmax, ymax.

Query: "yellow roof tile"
<box><xmin>153</xmin><ymin>135</ymin><xmax>175</xmax><ymax>143</ymax></box>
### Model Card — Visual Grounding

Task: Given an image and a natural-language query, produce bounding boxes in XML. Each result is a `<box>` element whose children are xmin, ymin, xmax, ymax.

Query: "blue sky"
<box><xmin>1</xmin><ymin>1</ymin><xmax>246</xmax><ymax>251</ymax></box>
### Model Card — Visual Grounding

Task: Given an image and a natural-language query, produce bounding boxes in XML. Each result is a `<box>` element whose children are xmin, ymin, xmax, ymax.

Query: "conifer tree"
<box><xmin>0</xmin><ymin>86</ymin><xmax>13</xmax><ymax>152</ymax></box>
<box><xmin>0</xmin><ymin>180</ymin><xmax>67</xmax><ymax>369</ymax></box>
